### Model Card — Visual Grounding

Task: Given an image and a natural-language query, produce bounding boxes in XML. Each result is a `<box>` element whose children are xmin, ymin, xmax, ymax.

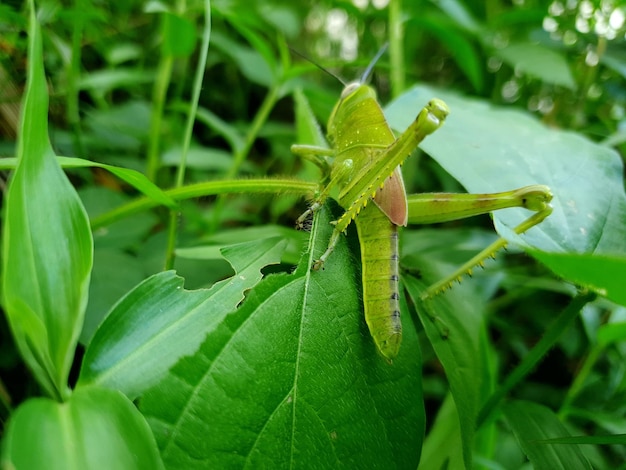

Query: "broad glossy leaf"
<box><xmin>1</xmin><ymin>387</ymin><xmax>163</xmax><ymax>469</ymax></box>
<box><xmin>78</xmin><ymin>237</ymin><xmax>286</xmax><ymax>399</ymax></box>
<box><xmin>504</xmin><ymin>400</ymin><xmax>593</xmax><ymax>469</ymax></box>
<box><xmin>2</xmin><ymin>8</ymin><xmax>92</xmax><ymax>400</ymax></box>
<box><xmin>141</xmin><ymin>204</ymin><xmax>424</xmax><ymax>468</ymax></box>
<box><xmin>386</xmin><ymin>85</ymin><xmax>626</xmax><ymax>281</ymax></box>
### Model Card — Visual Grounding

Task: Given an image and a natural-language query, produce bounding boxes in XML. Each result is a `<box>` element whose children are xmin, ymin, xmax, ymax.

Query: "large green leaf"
<box><xmin>2</xmin><ymin>4</ymin><xmax>92</xmax><ymax>400</ymax></box>
<box><xmin>387</xmin><ymin>85</ymin><xmax>626</xmax><ymax>254</ymax></box>
<box><xmin>386</xmin><ymin>85</ymin><xmax>626</xmax><ymax>297</ymax></box>
<box><xmin>140</xmin><ymin>203</ymin><xmax>424</xmax><ymax>468</ymax></box>
<box><xmin>1</xmin><ymin>387</ymin><xmax>163</xmax><ymax>469</ymax></box>
<box><xmin>504</xmin><ymin>400</ymin><xmax>593</xmax><ymax>469</ymax></box>
<box><xmin>530</xmin><ymin>251</ymin><xmax>626</xmax><ymax>307</ymax></box>
<box><xmin>78</xmin><ymin>237</ymin><xmax>286</xmax><ymax>399</ymax></box>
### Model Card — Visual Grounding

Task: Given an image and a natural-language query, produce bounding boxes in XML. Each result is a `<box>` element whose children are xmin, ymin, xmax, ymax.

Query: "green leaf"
<box><xmin>140</xmin><ymin>203</ymin><xmax>424</xmax><ymax>468</ymax></box>
<box><xmin>211</xmin><ymin>31</ymin><xmax>273</xmax><ymax>87</ymax></box>
<box><xmin>78</xmin><ymin>68</ymin><xmax>155</xmax><ymax>93</ymax></box>
<box><xmin>403</xmin><ymin>255</ymin><xmax>492</xmax><ymax>470</ymax></box>
<box><xmin>293</xmin><ymin>88</ymin><xmax>327</xmax><ymax>147</ymax></box>
<box><xmin>82</xmin><ymin>248</ymin><xmax>146</xmax><ymax>344</ymax></box>
<box><xmin>601</xmin><ymin>49</ymin><xmax>626</xmax><ymax>80</ymax></box>
<box><xmin>417</xmin><ymin>14</ymin><xmax>484</xmax><ymax>92</ymax></box>
<box><xmin>2</xmin><ymin>5</ymin><xmax>92</xmax><ymax>400</ymax></box>
<box><xmin>386</xmin><ymin>85</ymin><xmax>626</xmax><ymax>268</ymax></box>
<box><xmin>597</xmin><ymin>321</ymin><xmax>626</xmax><ymax>348</ymax></box>
<box><xmin>504</xmin><ymin>400</ymin><xmax>593</xmax><ymax>469</ymax></box>
<box><xmin>434</xmin><ymin>0</ymin><xmax>482</xmax><ymax>35</ymax></box>
<box><xmin>418</xmin><ymin>393</ymin><xmax>465</xmax><ymax>470</ymax></box>
<box><xmin>184</xmin><ymin>224</ymin><xmax>308</xmax><ymax>266</ymax></box>
<box><xmin>78</xmin><ymin>237</ymin><xmax>286</xmax><ymax>399</ymax></box>
<box><xmin>80</xmin><ymin>187</ymin><xmax>157</xmax><ymax>249</ymax></box>
<box><xmin>162</xmin><ymin>12</ymin><xmax>196</xmax><ymax>57</ymax></box>
<box><xmin>0</xmin><ymin>156</ymin><xmax>177</xmax><ymax>208</ymax></box>
<box><xmin>61</xmin><ymin>157</ymin><xmax>175</xmax><ymax>207</ymax></box>
<box><xmin>535</xmin><ymin>434</ymin><xmax>626</xmax><ymax>446</ymax></box>
<box><xmin>529</xmin><ymin>252</ymin><xmax>626</xmax><ymax>307</ymax></box>
<box><xmin>494</xmin><ymin>42</ymin><xmax>576</xmax><ymax>89</ymax></box>
<box><xmin>193</xmin><ymin>105</ymin><xmax>245</xmax><ymax>153</ymax></box>
<box><xmin>1</xmin><ymin>387</ymin><xmax>164</xmax><ymax>469</ymax></box>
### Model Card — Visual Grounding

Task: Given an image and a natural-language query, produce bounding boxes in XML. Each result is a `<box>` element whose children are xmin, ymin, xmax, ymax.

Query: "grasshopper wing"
<box><xmin>373</xmin><ymin>166</ymin><xmax>408</xmax><ymax>227</ymax></box>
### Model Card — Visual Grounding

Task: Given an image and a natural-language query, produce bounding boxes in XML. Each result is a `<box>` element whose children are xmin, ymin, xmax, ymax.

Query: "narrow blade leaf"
<box><xmin>2</xmin><ymin>5</ymin><xmax>92</xmax><ymax>400</ymax></box>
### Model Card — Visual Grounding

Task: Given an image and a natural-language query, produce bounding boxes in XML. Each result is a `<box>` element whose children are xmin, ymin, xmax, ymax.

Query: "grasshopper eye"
<box><xmin>427</xmin><ymin>99</ymin><xmax>450</xmax><ymax>123</ymax></box>
<box><xmin>341</xmin><ymin>82</ymin><xmax>361</xmax><ymax>99</ymax></box>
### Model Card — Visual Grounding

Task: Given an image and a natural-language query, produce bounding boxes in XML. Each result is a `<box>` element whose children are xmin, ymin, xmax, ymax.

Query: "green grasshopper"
<box><xmin>292</xmin><ymin>47</ymin><xmax>552</xmax><ymax>361</ymax></box>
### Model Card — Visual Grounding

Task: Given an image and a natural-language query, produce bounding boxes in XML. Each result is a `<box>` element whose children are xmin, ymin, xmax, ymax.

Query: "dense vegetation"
<box><xmin>1</xmin><ymin>0</ymin><xmax>625</xmax><ymax>468</ymax></box>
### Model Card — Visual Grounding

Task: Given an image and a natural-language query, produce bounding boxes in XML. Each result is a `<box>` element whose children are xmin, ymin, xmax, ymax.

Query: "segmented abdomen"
<box><xmin>355</xmin><ymin>202</ymin><xmax>401</xmax><ymax>360</ymax></box>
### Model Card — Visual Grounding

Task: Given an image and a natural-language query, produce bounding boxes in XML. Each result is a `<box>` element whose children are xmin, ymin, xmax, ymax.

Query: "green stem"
<box><xmin>476</xmin><ymin>291</ymin><xmax>596</xmax><ymax>427</ymax></box>
<box><xmin>229</xmin><ymin>85</ymin><xmax>280</xmax><ymax>179</ymax></box>
<box><xmin>67</xmin><ymin>0</ymin><xmax>85</xmax><ymax>156</ymax></box>
<box><xmin>164</xmin><ymin>0</ymin><xmax>212</xmax><ymax>269</ymax></box>
<box><xmin>559</xmin><ymin>344</ymin><xmax>602</xmax><ymax>418</ymax></box>
<box><xmin>388</xmin><ymin>0</ymin><xmax>404</xmax><ymax>98</ymax></box>
<box><xmin>209</xmin><ymin>83</ymin><xmax>281</xmax><ymax>231</ymax></box>
<box><xmin>146</xmin><ymin>54</ymin><xmax>173</xmax><ymax>182</ymax></box>
<box><xmin>90</xmin><ymin>178</ymin><xmax>316</xmax><ymax>230</ymax></box>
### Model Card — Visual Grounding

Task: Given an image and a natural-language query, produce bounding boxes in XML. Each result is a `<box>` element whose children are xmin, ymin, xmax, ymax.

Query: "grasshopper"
<box><xmin>292</xmin><ymin>46</ymin><xmax>552</xmax><ymax>361</ymax></box>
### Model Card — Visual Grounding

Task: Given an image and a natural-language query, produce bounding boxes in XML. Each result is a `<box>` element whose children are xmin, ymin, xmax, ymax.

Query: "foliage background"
<box><xmin>0</xmin><ymin>0</ymin><xmax>625</xmax><ymax>468</ymax></box>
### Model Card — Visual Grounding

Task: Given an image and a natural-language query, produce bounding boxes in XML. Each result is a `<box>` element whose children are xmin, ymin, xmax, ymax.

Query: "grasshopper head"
<box><xmin>328</xmin><ymin>83</ymin><xmax>378</xmax><ymax>143</ymax></box>
<box><xmin>340</xmin><ymin>81</ymin><xmax>362</xmax><ymax>99</ymax></box>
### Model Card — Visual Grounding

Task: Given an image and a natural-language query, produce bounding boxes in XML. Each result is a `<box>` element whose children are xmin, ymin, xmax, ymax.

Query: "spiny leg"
<box><xmin>291</xmin><ymin>145</ymin><xmax>341</xmax><ymax>230</ymax></box>
<box><xmin>300</xmin><ymin>159</ymin><xmax>356</xmax><ymax>270</ymax></box>
<box><xmin>421</xmin><ymin>204</ymin><xmax>553</xmax><ymax>299</ymax></box>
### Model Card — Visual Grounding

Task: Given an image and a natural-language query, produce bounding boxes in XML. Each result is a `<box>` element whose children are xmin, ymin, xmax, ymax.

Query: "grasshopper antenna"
<box><xmin>360</xmin><ymin>42</ymin><xmax>389</xmax><ymax>84</ymax></box>
<box><xmin>289</xmin><ymin>46</ymin><xmax>347</xmax><ymax>87</ymax></box>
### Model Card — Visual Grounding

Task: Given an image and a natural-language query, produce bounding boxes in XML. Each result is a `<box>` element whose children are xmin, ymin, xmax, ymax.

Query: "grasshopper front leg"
<box><xmin>313</xmin><ymin>99</ymin><xmax>450</xmax><ymax>272</ymax></box>
<box><xmin>291</xmin><ymin>144</ymin><xmax>336</xmax><ymax>230</ymax></box>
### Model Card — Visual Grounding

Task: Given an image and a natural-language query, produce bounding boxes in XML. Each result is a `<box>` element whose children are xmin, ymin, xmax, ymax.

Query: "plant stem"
<box><xmin>90</xmin><ymin>178</ymin><xmax>316</xmax><ymax>230</ymax></box>
<box><xmin>476</xmin><ymin>291</ymin><xmax>596</xmax><ymax>427</ymax></box>
<box><xmin>164</xmin><ymin>0</ymin><xmax>212</xmax><ymax>269</ymax></box>
<box><xmin>146</xmin><ymin>54</ymin><xmax>173</xmax><ymax>182</ymax></box>
<box><xmin>208</xmin><ymin>83</ymin><xmax>281</xmax><ymax>232</ymax></box>
<box><xmin>388</xmin><ymin>0</ymin><xmax>405</xmax><ymax>98</ymax></box>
